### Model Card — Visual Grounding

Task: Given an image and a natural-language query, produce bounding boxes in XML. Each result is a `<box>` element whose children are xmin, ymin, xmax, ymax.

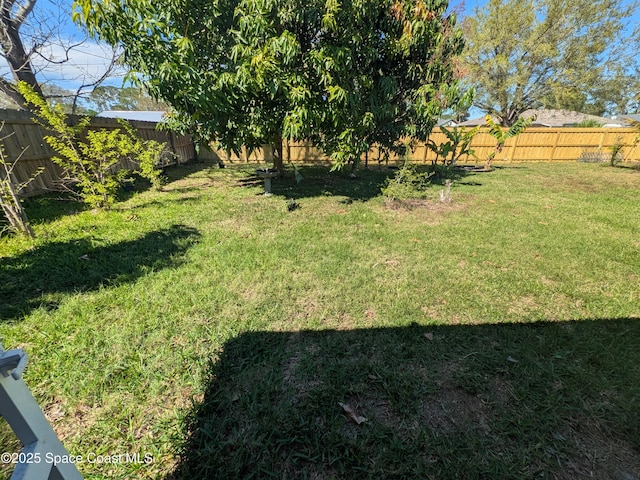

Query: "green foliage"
<box><xmin>18</xmin><ymin>83</ymin><xmax>165</xmax><ymax>209</ymax></box>
<box><xmin>117</xmin><ymin>119</ymin><xmax>167</xmax><ymax>189</ymax></box>
<box><xmin>74</xmin><ymin>0</ymin><xmax>468</xmax><ymax>173</ymax></box>
<box><xmin>463</xmin><ymin>0</ymin><xmax>638</xmax><ymax>125</ymax></box>
<box><xmin>87</xmin><ymin>86</ymin><xmax>167</xmax><ymax>112</ymax></box>
<box><xmin>608</xmin><ymin>137</ymin><xmax>625</xmax><ymax>166</ymax></box>
<box><xmin>576</xmin><ymin>119</ymin><xmax>603</xmax><ymax>128</ymax></box>
<box><xmin>381</xmin><ymin>162</ymin><xmax>433</xmax><ymax>200</ymax></box>
<box><xmin>484</xmin><ymin>114</ymin><xmax>533</xmax><ymax>164</ymax></box>
<box><xmin>309</xmin><ymin>0</ymin><xmax>468</xmax><ymax>170</ymax></box>
<box><xmin>428</xmin><ymin>125</ymin><xmax>480</xmax><ymax>165</ymax></box>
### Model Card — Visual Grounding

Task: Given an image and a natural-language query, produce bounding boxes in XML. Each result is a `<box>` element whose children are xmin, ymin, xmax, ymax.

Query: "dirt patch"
<box><xmin>559</xmin><ymin>418</ymin><xmax>640</xmax><ymax>480</ymax></box>
<box><xmin>50</xmin><ymin>402</ymin><xmax>97</xmax><ymax>442</ymax></box>
<box><xmin>485</xmin><ymin>376</ymin><xmax>519</xmax><ymax>405</ymax></box>
<box><xmin>507</xmin><ymin>295</ymin><xmax>539</xmax><ymax>316</ymax></box>
<box><xmin>340</xmin><ymin>393</ymin><xmax>396</xmax><ymax>430</ymax></box>
<box><xmin>419</xmin><ymin>387</ymin><xmax>491</xmax><ymax>436</ymax></box>
<box><xmin>282</xmin><ymin>333</ymin><xmax>323</xmax><ymax>405</ymax></box>
<box><xmin>377</xmin><ymin>199</ymin><xmax>470</xmax><ymax>227</ymax></box>
<box><xmin>383</xmin><ymin>198</ymin><xmax>467</xmax><ymax>213</ymax></box>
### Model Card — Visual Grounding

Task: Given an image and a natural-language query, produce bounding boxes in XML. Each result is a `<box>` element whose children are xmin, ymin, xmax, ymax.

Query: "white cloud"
<box><xmin>1</xmin><ymin>38</ymin><xmax>127</xmax><ymax>92</ymax></box>
<box><xmin>33</xmin><ymin>40</ymin><xmax>127</xmax><ymax>90</ymax></box>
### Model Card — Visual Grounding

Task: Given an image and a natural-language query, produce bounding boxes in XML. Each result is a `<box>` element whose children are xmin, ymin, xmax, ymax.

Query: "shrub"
<box><xmin>381</xmin><ymin>162</ymin><xmax>433</xmax><ymax>201</ymax></box>
<box><xmin>576</xmin><ymin>119</ymin><xmax>603</xmax><ymax>128</ymax></box>
<box><xmin>608</xmin><ymin>137</ymin><xmax>624</xmax><ymax>166</ymax></box>
<box><xmin>19</xmin><ymin>82</ymin><xmax>165</xmax><ymax>209</ymax></box>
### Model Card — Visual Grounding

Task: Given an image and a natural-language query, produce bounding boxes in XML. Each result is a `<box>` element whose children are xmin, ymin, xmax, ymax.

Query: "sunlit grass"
<box><xmin>1</xmin><ymin>161</ymin><xmax>639</xmax><ymax>479</ymax></box>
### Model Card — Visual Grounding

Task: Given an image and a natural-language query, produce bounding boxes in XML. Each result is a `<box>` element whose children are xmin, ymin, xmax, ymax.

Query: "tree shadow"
<box><xmin>171</xmin><ymin>319</ymin><xmax>640</xmax><ymax>479</ymax></box>
<box><xmin>2</xmin><ymin>162</ymin><xmax>213</xmax><ymax>233</ymax></box>
<box><xmin>14</xmin><ymin>194</ymin><xmax>90</xmax><ymax>227</ymax></box>
<box><xmin>0</xmin><ymin>224</ymin><xmax>200</xmax><ymax>321</ymax></box>
<box><xmin>236</xmin><ymin>164</ymin><xmax>472</xmax><ymax>202</ymax></box>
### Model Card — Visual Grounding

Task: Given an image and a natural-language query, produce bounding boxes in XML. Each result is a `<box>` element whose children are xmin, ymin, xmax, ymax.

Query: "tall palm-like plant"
<box><xmin>485</xmin><ymin>114</ymin><xmax>534</xmax><ymax>167</ymax></box>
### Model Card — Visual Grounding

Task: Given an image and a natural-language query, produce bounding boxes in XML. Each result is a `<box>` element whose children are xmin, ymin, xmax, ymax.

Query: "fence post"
<box><xmin>549</xmin><ymin>130</ymin><xmax>559</xmax><ymax>161</ymax></box>
<box><xmin>597</xmin><ymin>131</ymin><xmax>606</xmax><ymax>152</ymax></box>
<box><xmin>508</xmin><ymin>134</ymin><xmax>519</xmax><ymax>162</ymax></box>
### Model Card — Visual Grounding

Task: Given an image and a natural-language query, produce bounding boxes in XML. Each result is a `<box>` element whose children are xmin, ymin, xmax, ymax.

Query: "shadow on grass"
<box><xmin>0</xmin><ymin>224</ymin><xmax>200</xmax><ymax>321</ymax></box>
<box><xmin>17</xmin><ymin>193</ymin><xmax>89</xmax><ymax>227</ymax></box>
<box><xmin>8</xmin><ymin>162</ymin><xmax>215</xmax><ymax>229</ymax></box>
<box><xmin>237</xmin><ymin>164</ymin><xmax>472</xmax><ymax>202</ymax></box>
<box><xmin>171</xmin><ymin>319</ymin><xmax>640</xmax><ymax>479</ymax></box>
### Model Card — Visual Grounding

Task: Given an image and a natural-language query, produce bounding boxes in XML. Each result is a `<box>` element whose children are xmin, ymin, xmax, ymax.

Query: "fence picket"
<box><xmin>1</xmin><ymin>107</ymin><xmax>638</xmax><ymax>198</ymax></box>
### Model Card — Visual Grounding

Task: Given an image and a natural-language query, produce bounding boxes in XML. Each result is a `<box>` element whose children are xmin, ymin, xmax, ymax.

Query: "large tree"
<box><xmin>307</xmin><ymin>0</ymin><xmax>466</xmax><ymax>169</ymax></box>
<box><xmin>74</xmin><ymin>0</ymin><xmax>466</xmax><ymax>171</ymax></box>
<box><xmin>463</xmin><ymin>0</ymin><xmax>639</xmax><ymax>126</ymax></box>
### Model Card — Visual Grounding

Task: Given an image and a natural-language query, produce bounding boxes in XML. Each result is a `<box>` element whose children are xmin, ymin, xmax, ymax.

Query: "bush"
<box><xmin>576</xmin><ymin>119</ymin><xmax>603</xmax><ymax>128</ymax></box>
<box><xmin>19</xmin><ymin>82</ymin><xmax>165</xmax><ymax>209</ymax></box>
<box><xmin>608</xmin><ymin>138</ymin><xmax>624</xmax><ymax>166</ymax></box>
<box><xmin>381</xmin><ymin>162</ymin><xmax>433</xmax><ymax>201</ymax></box>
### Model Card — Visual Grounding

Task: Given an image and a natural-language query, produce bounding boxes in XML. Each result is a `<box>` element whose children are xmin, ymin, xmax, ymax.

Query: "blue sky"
<box><xmin>0</xmin><ymin>0</ymin><xmax>126</xmax><ymax>92</ymax></box>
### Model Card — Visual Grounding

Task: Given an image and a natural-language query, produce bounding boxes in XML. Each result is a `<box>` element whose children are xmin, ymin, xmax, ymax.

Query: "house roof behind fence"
<box><xmin>457</xmin><ymin>109</ymin><xmax>629</xmax><ymax>127</ymax></box>
<box><xmin>623</xmin><ymin>113</ymin><xmax>640</xmax><ymax>123</ymax></box>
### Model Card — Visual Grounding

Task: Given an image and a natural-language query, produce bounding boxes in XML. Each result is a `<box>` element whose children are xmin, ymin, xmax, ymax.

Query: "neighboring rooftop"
<box><xmin>458</xmin><ymin>109</ymin><xmax>630</xmax><ymax>127</ymax></box>
<box><xmin>96</xmin><ymin>110</ymin><xmax>167</xmax><ymax>123</ymax></box>
<box><xmin>623</xmin><ymin>113</ymin><xmax>640</xmax><ymax>124</ymax></box>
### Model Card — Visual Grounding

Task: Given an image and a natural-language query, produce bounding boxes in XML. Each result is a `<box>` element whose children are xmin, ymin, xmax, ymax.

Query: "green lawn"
<box><xmin>1</xmin><ymin>161</ymin><xmax>639</xmax><ymax>479</ymax></box>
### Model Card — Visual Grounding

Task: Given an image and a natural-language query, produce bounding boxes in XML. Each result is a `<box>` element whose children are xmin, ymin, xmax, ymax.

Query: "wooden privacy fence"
<box><xmin>217</xmin><ymin>127</ymin><xmax>640</xmax><ymax>165</ymax></box>
<box><xmin>2</xmin><ymin>107</ymin><xmax>638</xmax><ymax>198</ymax></box>
<box><xmin>0</xmin><ymin>108</ymin><xmax>199</xmax><ymax>197</ymax></box>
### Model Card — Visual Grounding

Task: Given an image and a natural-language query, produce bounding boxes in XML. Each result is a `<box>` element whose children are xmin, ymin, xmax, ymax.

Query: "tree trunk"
<box><xmin>0</xmin><ymin>0</ymin><xmax>44</xmax><ymax>110</ymax></box>
<box><xmin>273</xmin><ymin>135</ymin><xmax>284</xmax><ymax>175</ymax></box>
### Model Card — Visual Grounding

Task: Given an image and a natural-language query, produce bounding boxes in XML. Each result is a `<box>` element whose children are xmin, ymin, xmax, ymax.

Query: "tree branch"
<box><xmin>14</xmin><ymin>0</ymin><xmax>37</xmax><ymax>28</ymax></box>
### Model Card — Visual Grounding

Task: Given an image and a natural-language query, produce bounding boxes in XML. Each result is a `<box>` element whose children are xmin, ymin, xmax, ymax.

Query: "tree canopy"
<box><xmin>463</xmin><ymin>0</ymin><xmax>639</xmax><ymax>125</ymax></box>
<box><xmin>74</xmin><ymin>0</ymin><xmax>467</xmax><ymax>170</ymax></box>
<box><xmin>86</xmin><ymin>86</ymin><xmax>167</xmax><ymax>113</ymax></box>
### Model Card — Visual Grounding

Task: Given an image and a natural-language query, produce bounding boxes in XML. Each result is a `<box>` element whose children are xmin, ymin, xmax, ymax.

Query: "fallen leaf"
<box><xmin>506</xmin><ymin>356</ymin><xmax>519</xmax><ymax>363</ymax></box>
<box><xmin>424</xmin><ymin>332</ymin><xmax>434</xmax><ymax>341</ymax></box>
<box><xmin>338</xmin><ymin>402</ymin><xmax>366</xmax><ymax>425</ymax></box>
<box><xmin>79</xmin><ymin>254</ymin><xmax>90</xmax><ymax>260</ymax></box>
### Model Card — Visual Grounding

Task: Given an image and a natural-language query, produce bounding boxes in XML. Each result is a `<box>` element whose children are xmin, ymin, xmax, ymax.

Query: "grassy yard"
<box><xmin>0</xmin><ymin>161</ymin><xmax>639</xmax><ymax>479</ymax></box>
